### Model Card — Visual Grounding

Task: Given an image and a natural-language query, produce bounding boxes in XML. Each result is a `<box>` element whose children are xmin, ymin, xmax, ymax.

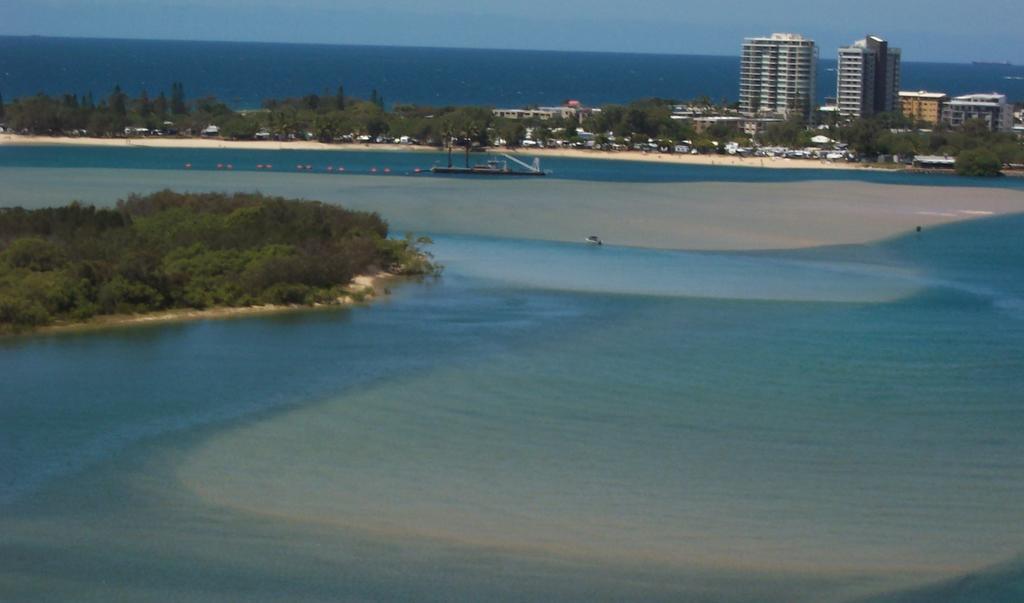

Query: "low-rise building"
<box><xmin>941</xmin><ymin>93</ymin><xmax>1013</xmax><ymax>132</ymax></box>
<box><xmin>912</xmin><ymin>155</ymin><xmax>956</xmax><ymax>169</ymax></box>
<box><xmin>899</xmin><ymin>91</ymin><xmax>948</xmax><ymax>125</ymax></box>
<box><xmin>692</xmin><ymin>116</ymin><xmax>744</xmax><ymax>133</ymax></box>
<box><xmin>681</xmin><ymin>115</ymin><xmax>780</xmax><ymax>137</ymax></box>
<box><xmin>492</xmin><ymin>103</ymin><xmax>581</xmax><ymax>121</ymax></box>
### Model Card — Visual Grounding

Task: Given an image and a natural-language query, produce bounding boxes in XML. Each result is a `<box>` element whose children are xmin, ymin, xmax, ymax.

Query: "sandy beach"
<box><xmin>0</xmin><ymin>133</ymin><xmax>880</xmax><ymax>171</ymax></box>
<box><xmin>27</xmin><ymin>272</ymin><xmax>393</xmax><ymax>336</ymax></box>
<box><xmin>528</xmin><ymin>146</ymin><xmax>885</xmax><ymax>170</ymax></box>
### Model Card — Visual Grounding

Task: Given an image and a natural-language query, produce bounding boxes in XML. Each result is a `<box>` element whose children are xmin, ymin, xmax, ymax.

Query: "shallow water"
<box><xmin>2</xmin><ymin>155</ymin><xmax>1024</xmax><ymax>601</ymax></box>
<box><xmin>2</xmin><ymin>163</ymin><xmax>1023</xmax><ymax>251</ymax></box>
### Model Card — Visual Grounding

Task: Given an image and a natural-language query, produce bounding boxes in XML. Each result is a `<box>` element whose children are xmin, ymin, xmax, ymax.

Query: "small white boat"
<box><xmin>585</xmin><ymin>235</ymin><xmax>603</xmax><ymax>246</ymax></box>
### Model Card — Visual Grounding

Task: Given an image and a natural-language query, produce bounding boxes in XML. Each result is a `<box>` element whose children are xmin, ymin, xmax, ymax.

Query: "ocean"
<box><xmin>2</xmin><ymin>36</ymin><xmax>1024</xmax><ymax>108</ymax></box>
<box><xmin>1</xmin><ymin>147</ymin><xmax>1023</xmax><ymax>601</ymax></box>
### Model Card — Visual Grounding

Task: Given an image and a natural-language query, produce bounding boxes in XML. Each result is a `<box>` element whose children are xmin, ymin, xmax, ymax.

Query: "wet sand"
<box><xmin>1</xmin><ymin>167</ymin><xmax>1020</xmax><ymax>251</ymax></box>
<box><xmin>20</xmin><ymin>272</ymin><xmax>393</xmax><ymax>337</ymax></box>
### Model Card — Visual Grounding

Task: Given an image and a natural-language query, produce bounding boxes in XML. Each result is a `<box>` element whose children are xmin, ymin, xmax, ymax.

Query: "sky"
<box><xmin>2</xmin><ymin>0</ymin><xmax>1022</xmax><ymax>64</ymax></box>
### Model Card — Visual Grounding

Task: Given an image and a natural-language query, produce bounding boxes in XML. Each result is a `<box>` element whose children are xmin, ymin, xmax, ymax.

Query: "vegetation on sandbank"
<box><xmin>0</xmin><ymin>190</ymin><xmax>440</xmax><ymax>333</ymax></box>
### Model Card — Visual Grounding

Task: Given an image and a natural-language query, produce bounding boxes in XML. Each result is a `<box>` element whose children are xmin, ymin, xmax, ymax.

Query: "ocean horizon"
<box><xmin>2</xmin><ymin>35</ymin><xmax>1023</xmax><ymax>109</ymax></box>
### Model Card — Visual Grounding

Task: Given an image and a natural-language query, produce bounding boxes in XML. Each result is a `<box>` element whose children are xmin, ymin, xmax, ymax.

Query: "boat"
<box><xmin>585</xmin><ymin>235</ymin><xmax>603</xmax><ymax>246</ymax></box>
<box><xmin>973</xmin><ymin>60</ymin><xmax>1013</xmax><ymax>66</ymax></box>
<box><xmin>431</xmin><ymin>154</ymin><xmax>547</xmax><ymax>177</ymax></box>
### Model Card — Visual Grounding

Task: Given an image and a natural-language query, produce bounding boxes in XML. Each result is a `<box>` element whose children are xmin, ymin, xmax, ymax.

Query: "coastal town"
<box><xmin>1</xmin><ymin>33</ymin><xmax>1022</xmax><ymax>176</ymax></box>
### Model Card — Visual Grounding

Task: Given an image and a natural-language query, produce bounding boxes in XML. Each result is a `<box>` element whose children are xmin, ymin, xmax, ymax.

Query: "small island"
<box><xmin>0</xmin><ymin>191</ymin><xmax>440</xmax><ymax>334</ymax></box>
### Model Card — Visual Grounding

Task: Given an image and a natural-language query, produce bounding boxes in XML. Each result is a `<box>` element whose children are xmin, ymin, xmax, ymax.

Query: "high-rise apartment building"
<box><xmin>837</xmin><ymin>35</ymin><xmax>901</xmax><ymax>118</ymax></box>
<box><xmin>740</xmin><ymin>33</ymin><xmax>817</xmax><ymax>119</ymax></box>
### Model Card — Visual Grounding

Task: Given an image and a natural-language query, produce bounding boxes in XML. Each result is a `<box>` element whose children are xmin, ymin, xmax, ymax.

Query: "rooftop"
<box><xmin>899</xmin><ymin>91</ymin><xmax>948</xmax><ymax>99</ymax></box>
<box><xmin>745</xmin><ymin>33</ymin><xmax>812</xmax><ymax>43</ymax></box>
<box><xmin>949</xmin><ymin>93</ymin><xmax>1008</xmax><ymax>104</ymax></box>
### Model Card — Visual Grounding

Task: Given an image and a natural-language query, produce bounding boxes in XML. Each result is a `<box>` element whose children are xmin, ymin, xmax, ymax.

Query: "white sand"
<box><xmin>34</xmin><ymin>271</ymin><xmax>393</xmax><ymax>335</ymax></box>
<box><xmin>0</xmin><ymin>133</ymin><xmax>879</xmax><ymax>171</ymax></box>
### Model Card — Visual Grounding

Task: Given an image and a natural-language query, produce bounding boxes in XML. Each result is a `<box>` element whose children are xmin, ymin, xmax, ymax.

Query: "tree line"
<box><xmin>0</xmin><ymin>84</ymin><xmax>719</xmax><ymax>147</ymax></box>
<box><xmin>1</xmin><ymin>85</ymin><xmax>1020</xmax><ymax>175</ymax></box>
<box><xmin>0</xmin><ymin>191</ymin><xmax>439</xmax><ymax>332</ymax></box>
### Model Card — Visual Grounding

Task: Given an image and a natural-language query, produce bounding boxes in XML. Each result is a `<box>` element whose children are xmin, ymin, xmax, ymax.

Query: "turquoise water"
<box><xmin>4</xmin><ymin>146</ymin><xmax>1024</xmax><ymax>189</ymax></box>
<box><xmin>1</xmin><ymin>152</ymin><xmax>1024</xmax><ymax>601</ymax></box>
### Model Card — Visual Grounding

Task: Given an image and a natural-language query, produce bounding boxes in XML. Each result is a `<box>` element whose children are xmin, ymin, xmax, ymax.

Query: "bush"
<box><xmin>0</xmin><ymin>294</ymin><xmax>52</xmax><ymax>329</ymax></box>
<box><xmin>260</xmin><ymin>283</ymin><xmax>311</xmax><ymax>305</ymax></box>
<box><xmin>956</xmin><ymin>149</ymin><xmax>1003</xmax><ymax>177</ymax></box>
<box><xmin>0</xmin><ymin>192</ymin><xmax>436</xmax><ymax>331</ymax></box>
<box><xmin>2</xmin><ymin>237</ymin><xmax>66</xmax><ymax>271</ymax></box>
<box><xmin>97</xmin><ymin>276</ymin><xmax>164</xmax><ymax>314</ymax></box>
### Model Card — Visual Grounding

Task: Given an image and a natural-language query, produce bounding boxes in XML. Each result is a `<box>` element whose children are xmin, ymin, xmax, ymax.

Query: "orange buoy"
<box><xmin>266</xmin><ymin>164</ymin><xmax>272</xmax><ymax>169</ymax></box>
<box><xmin>326</xmin><ymin>166</ymin><xmax>333</xmax><ymax>171</ymax></box>
<box><xmin>383</xmin><ymin>167</ymin><xmax>391</xmax><ymax>173</ymax></box>
<box><xmin>414</xmin><ymin>167</ymin><xmax>422</xmax><ymax>173</ymax></box>
<box><xmin>256</xmin><ymin>164</ymin><xmax>264</xmax><ymax>169</ymax></box>
<box><xmin>184</xmin><ymin>163</ymin><xmax>192</xmax><ymax>169</ymax></box>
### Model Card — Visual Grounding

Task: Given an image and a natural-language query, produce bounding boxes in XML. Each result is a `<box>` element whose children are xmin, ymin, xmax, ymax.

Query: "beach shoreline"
<box><xmin>0</xmin><ymin>133</ymin><xmax>888</xmax><ymax>171</ymax></box>
<box><xmin>18</xmin><ymin>272</ymin><xmax>394</xmax><ymax>337</ymax></box>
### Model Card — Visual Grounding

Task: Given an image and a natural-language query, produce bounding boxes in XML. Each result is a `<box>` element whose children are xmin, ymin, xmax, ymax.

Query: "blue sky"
<box><xmin>2</xmin><ymin>0</ymin><xmax>1022</xmax><ymax>63</ymax></box>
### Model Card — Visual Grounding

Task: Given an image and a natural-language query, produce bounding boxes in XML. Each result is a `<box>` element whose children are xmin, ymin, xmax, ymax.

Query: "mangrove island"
<box><xmin>0</xmin><ymin>190</ymin><xmax>439</xmax><ymax>333</ymax></box>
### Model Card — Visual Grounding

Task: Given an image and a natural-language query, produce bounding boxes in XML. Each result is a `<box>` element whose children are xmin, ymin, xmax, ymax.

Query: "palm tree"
<box><xmin>440</xmin><ymin>120</ymin><xmax>456</xmax><ymax>168</ymax></box>
<box><xmin>462</xmin><ymin>122</ymin><xmax>480</xmax><ymax>168</ymax></box>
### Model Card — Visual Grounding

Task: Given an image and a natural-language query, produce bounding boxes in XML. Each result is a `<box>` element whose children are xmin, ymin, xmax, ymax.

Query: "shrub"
<box><xmin>2</xmin><ymin>237</ymin><xmax>66</xmax><ymax>271</ymax></box>
<box><xmin>0</xmin><ymin>294</ymin><xmax>52</xmax><ymax>329</ymax></box>
<box><xmin>956</xmin><ymin>149</ymin><xmax>1003</xmax><ymax>177</ymax></box>
<box><xmin>260</xmin><ymin>283</ymin><xmax>311</xmax><ymax>305</ymax></box>
<box><xmin>97</xmin><ymin>276</ymin><xmax>164</xmax><ymax>314</ymax></box>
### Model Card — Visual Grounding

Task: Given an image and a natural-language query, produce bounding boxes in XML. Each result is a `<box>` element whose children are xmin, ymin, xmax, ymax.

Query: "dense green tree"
<box><xmin>110</xmin><ymin>85</ymin><xmax>127</xmax><ymax>117</ymax></box>
<box><xmin>2</xmin><ymin>87</ymin><xmax>1018</xmax><ymax>172</ymax></box>
<box><xmin>1</xmin><ymin>238</ymin><xmax>67</xmax><ymax>271</ymax></box>
<box><xmin>0</xmin><ymin>92</ymin><xmax>5</xmax><ymax>120</ymax></box>
<box><xmin>370</xmin><ymin>89</ymin><xmax>385</xmax><ymax>110</ymax></box>
<box><xmin>956</xmin><ymin>148</ymin><xmax>1003</xmax><ymax>177</ymax></box>
<box><xmin>498</xmin><ymin>122</ymin><xmax>526</xmax><ymax>147</ymax></box>
<box><xmin>0</xmin><ymin>191</ymin><xmax>439</xmax><ymax>332</ymax></box>
<box><xmin>170</xmin><ymin>82</ymin><xmax>187</xmax><ymax>115</ymax></box>
<box><xmin>154</xmin><ymin>92</ymin><xmax>168</xmax><ymax>120</ymax></box>
<box><xmin>138</xmin><ymin>89</ymin><xmax>152</xmax><ymax>117</ymax></box>
<box><xmin>759</xmin><ymin>116</ymin><xmax>810</xmax><ymax>148</ymax></box>
<box><xmin>221</xmin><ymin>116</ymin><xmax>259</xmax><ymax>140</ymax></box>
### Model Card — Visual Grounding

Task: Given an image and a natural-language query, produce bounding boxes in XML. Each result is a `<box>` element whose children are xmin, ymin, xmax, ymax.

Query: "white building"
<box><xmin>492</xmin><ymin>106</ymin><xmax>579</xmax><ymax>121</ymax></box>
<box><xmin>942</xmin><ymin>93</ymin><xmax>1013</xmax><ymax>132</ymax></box>
<box><xmin>740</xmin><ymin>33</ymin><xmax>818</xmax><ymax>119</ymax></box>
<box><xmin>837</xmin><ymin>35</ymin><xmax>901</xmax><ymax>118</ymax></box>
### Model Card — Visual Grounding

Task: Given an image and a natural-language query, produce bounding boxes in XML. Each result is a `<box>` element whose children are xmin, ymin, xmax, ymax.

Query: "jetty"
<box><xmin>431</xmin><ymin>154</ymin><xmax>547</xmax><ymax>177</ymax></box>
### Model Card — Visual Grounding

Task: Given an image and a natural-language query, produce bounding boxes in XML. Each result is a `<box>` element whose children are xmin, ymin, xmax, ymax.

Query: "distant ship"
<box><xmin>972</xmin><ymin>60</ymin><xmax>1013</xmax><ymax>66</ymax></box>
